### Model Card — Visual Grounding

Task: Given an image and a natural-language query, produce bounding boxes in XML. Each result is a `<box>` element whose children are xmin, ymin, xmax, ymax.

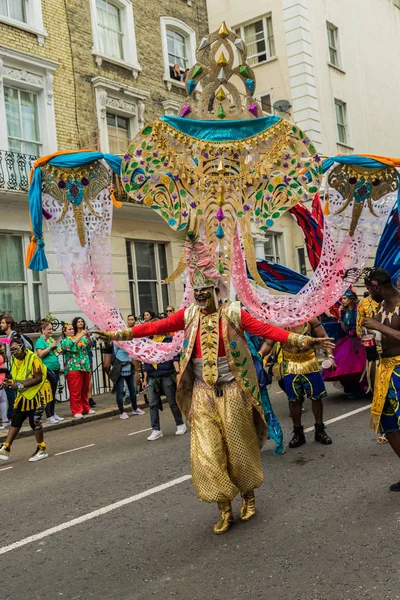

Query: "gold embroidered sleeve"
<box><xmin>287</xmin><ymin>332</ymin><xmax>314</xmax><ymax>350</ymax></box>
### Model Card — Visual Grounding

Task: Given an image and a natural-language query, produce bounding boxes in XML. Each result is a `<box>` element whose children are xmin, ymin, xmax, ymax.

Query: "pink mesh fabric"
<box><xmin>42</xmin><ymin>164</ymin><xmax>192</xmax><ymax>362</ymax></box>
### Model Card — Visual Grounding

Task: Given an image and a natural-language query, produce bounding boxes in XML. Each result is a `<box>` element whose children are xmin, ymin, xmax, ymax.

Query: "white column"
<box><xmin>283</xmin><ymin>0</ymin><xmax>322</xmax><ymax>149</ymax></box>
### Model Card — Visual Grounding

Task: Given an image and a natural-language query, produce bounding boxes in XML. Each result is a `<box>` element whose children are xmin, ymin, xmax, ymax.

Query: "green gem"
<box><xmin>217</xmin><ymin>262</ymin><xmax>224</xmax><ymax>274</ymax></box>
<box><xmin>217</xmin><ymin>106</ymin><xmax>226</xmax><ymax>119</ymax></box>
<box><xmin>142</xmin><ymin>126</ymin><xmax>152</xmax><ymax>135</ymax></box>
<box><xmin>192</xmin><ymin>65</ymin><xmax>203</xmax><ymax>78</ymax></box>
<box><xmin>239</xmin><ymin>65</ymin><xmax>249</xmax><ymax>78</ymax></box>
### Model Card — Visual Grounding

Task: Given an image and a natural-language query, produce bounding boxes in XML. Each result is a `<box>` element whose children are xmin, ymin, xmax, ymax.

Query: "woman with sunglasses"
<box><xmin>35</xmin><ymin>321</ymin><xmax>64</xmax><ymax>424</ymax></box>
<box><xmin>0</xmin><ymin>335</ymin><xmax>52</xmax><ymax>462</ymax></box>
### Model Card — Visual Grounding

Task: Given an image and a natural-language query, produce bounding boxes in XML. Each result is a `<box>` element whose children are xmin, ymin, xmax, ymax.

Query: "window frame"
<box><xmin>326</xmin><ymin>21</ymin><xmax>343</xmax><ymax>70</ymax></box>
<box><xmin>234</xmin><ymin>15</ymin><xmax>276</xmax><ymax>67</ymax></box>
<box><xmin>334</xmin><ymin>98</ymin><xmax>349</xmax><ymax>146</ymax></box>
<box><xmin>0</xmin><ymin>0</ymin><xmax>47</xmax><ymax>44</ymax></box>
<box><xmin>0</xmin><ymin>47</ymin><xmax>58</xmax><ymax>160</ymax></box>
<box><xmin>0</xmin><ymin>232</ymin><xmax>46</xmax><ymax>321</ymax></box>
<box><xmin>4</xmin><ymin>86</ymin><xmax>42</xmax><ymax>156</ymax></box>
<box><xmin>296</xmin><ymin>246</ymin><xmax>307</xmax><ymax>276</ymax></box>
<box><xmin>89</xmin><ymin>0</ymin><xmax>141</xmax><ymax>77</ymax></box>
<box><xmin>263</xmin><ymin>232</ymin><xmax>282</xmax><ymax>264</ymax></box>
<box><xmin>106</xmin><ymin>111</ymin><xmax>130</xmax><ymax>155</ymax></box>
<box><xmin>126</xmin><ymin>240</ymin><xmax>170</xmax><ymax>316</ymax></box>
<box><xmin>160</xmin><ymin>16</ymin><xmax>196</xmax><ymax>91</ymax></box>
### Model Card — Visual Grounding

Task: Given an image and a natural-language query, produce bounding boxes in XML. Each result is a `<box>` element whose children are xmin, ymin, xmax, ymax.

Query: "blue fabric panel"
<box><xmin>160</xmin><ymin>115</ymin><xmax>281</xmax><ymax>141</ymax></box>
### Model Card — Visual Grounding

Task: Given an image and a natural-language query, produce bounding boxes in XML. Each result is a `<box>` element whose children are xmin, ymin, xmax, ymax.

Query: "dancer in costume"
<box><xmin>0</xmin><ymin>335</ymin><xmax>51</xmax><ymax>462</ymax></box>
<box><xmin>323</xmin><ymin>291</ymin><xmax>367</xmax><ymax>398</ymax></box>
<box><xmin>95</xmin><ymin>239</ymin><xmax>334</xmax><ymax>534</ymax></box>
<box><xmin>262</xmin><ymin>319</ymin><xmax>334</xmax><ymax>448</ymax></box>
<box><xmin>362</xmin><ymin>268</ymin><xmax>400</xmax><ymax>489</ymax></box>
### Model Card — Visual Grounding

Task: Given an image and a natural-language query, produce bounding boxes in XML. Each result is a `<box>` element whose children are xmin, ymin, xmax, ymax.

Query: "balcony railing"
<box><xmin>0</xmin><ymin>150</ymin><xmax>37</xmax><ymax>192</ymax></box>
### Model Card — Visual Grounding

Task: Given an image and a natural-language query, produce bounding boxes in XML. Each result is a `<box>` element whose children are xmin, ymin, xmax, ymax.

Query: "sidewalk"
<box><xmin>0</xmin><ymin>390</ymin><xmax>149</xmax><ymax>442</ymax></box>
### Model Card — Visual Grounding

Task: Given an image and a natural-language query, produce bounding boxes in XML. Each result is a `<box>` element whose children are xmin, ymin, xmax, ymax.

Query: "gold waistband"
<box><xmin>283</xmin><ymin>349</ymin><xmax>316</xmax><ymax>362</ymax></box>
<box><xmin>282</xmin><ymin>349</ymin><xmax>320</xmax><ymax>376</ymax></box>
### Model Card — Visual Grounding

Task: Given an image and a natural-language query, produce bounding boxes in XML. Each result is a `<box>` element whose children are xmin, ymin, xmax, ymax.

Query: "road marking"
<box><xmin>276</xmin><ymin>391</ymin><xmax>284</xmax><ymax>395</ymax></box>
<box><xmin>0</xmin><ymin>474</ymin><xmax>192</xmax><ymax>555</ymax></box>
<box><xmin>54</xmin><ymin>444</ymin><xmax>95</xmax><ymax>456</ymax></box>
<box><xmin>0</xmin><ymin>466</ymin><xmax>13</xmax><ymax>472</ymax></box>
<box><xmin>304</xmin><ymin>404</ymin><xmax>371</xmax><ymax>433</ymax></box>
<box><xmin>128</xmin><ymin>427</ymin><xmax>152</xmax><ymax>436</ymax></box>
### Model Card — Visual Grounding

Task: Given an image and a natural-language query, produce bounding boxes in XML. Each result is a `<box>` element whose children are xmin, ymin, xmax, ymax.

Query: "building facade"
<box><xmin>0</xmin><ymin>0</ymin><xmax>209</xmax><ymax>323</ymax></box>
<box><xmin>208</xmin><ymin>0</ymin><xmax>400</xmax><ymax>276</ymax></box>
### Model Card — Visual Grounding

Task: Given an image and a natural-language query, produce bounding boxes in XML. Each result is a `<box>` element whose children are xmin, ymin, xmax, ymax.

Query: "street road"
<box><xmin>1</xmin><ymin>384</ymin><xmax>399</xmax><ymax>600</ymax></box>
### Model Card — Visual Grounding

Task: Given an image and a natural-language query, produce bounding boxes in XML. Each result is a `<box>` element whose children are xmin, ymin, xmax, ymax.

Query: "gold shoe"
<box><xmin>213</xmin><ymin>501</ymin><xmax>233</xmax><ymax>535</ymax></box>
<box><xmin>240</xmin><ymin>491</ymin><xmax>256</xmax><ymax>521</ymax></box>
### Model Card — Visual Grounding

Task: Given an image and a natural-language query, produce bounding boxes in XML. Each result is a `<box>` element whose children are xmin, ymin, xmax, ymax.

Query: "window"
<box><xmin>160</xmin><ymin>17</ymin><xmax>196</xmax><ymax>89</ymax></box>
<box><xmin>260</xmin><ymin>94</ymin><xmax>272</xmax><ymax>114</ymax></box>
<box><xmin>235</xmin><ymin>16</ymin><xmax>275</xmax><ymax>66</ymax></box>
<box><xmin>96</xmin><ymin>0</ymin><xmax>123</xmax><ymax>60</ymax></box>
<box><xmin>334</xmin><ymin>99</ymin><xmax>348</xmax><ymax>145</ymax></box>
<box><xmin>4</xmin><ymin>87</ymin><xmax>41</xmax><ymax>155</ymax></box>
<box><xmin>89</xmin><ymin>0</ymin><xmax>141</xmax><ymax>75</ymax></box>
<box><xmin>0</xmin><ymin>234</ymin><xmax>43</xmax><ymax>321</ymax></box>
<box><xmin>126</xmin><ymin>241</ymin><xmax>169</xmax><ymax>316</ymax></box>
<box><xmin>297</xmin><ymin>247</ymin><xmax>307</xmax><ymax>276</ymax></box>
<box><xmin>167</xmin><ymin>29</ymin><xmax>188</xmax><ymax>79</ymax></box>
<box><xmin>106</xmin><ymin>113</ymin><xmax>129</xmax><ymax>154</ymax></box>
<box><xmin>327</xmin><ymin>22</ymin><xmax>340</xmax><ymax>67</ymax></box>
<box><xmin>264</xmin><ymin>232</ymin><xmax>281</xmax><ymax>263</ymax></box>
<box><xmin>0</xmin><ymin>0</ymin><xmax>26</xmax><ymax>22</ymax></box>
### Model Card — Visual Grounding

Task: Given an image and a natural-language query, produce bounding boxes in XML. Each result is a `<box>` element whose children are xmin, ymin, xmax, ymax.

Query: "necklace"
<box><xmin>378</xmin><ymin>303</ymin><xmax>400</xmax><ymax>324</ymax></box>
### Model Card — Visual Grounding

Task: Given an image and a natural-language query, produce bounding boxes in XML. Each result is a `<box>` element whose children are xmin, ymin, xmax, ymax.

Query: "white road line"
<box><xmin>304</xmin><ymin>404</ymin><xmax>371</xmax><ymax>433</ymax></box>
<box><xmin>54</xmin><ymin>444</ymin><xmax>95</xmax><ymax>456</ymax></box>
<box><xmin>276</xmin><ymin>391</ymin><xmax>284</xmax><ymax>394</ymax></box>
<box><xmin>128</xmin><ymin>427</ymin><xmax>152</xmax><ymax>436</ymax></box>
<box><xmin>0</xmin><ymin>474</ymin><xmax>192</xmax><ymax>556</ymax></box>
<box><xmin>0</xmin><ymin>466</ymin><xmax>13</xmax><ymax>472</ymax></box>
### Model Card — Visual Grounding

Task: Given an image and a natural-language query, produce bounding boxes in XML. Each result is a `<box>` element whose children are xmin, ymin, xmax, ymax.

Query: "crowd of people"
<box><xmin>0</xmin><ymin>287</ymin><xmax>389</xmax><ymax>468</ymax></box>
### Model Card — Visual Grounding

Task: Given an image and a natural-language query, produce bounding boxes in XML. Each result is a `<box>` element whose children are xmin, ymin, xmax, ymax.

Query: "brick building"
<box><xmin>0</xmin><ymin>0</ymin><xmax>209</xmax><ymax>323</ymax></box>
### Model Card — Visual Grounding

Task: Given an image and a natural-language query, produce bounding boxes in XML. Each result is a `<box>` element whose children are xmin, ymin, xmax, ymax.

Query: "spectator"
<box><xmin>0</xmin><ymin>335</ymin><xmax>51</xmax><ymax>462</ymax></box>
<box><xmin>72</xmin><ymin>317</ymin><xmax>96</xmax><ymax>407</ymax></box>
<box><xmin>166</xmin><ymin>306</ymin><xmax>175</xmax><ymax>315</ymax></box>
<box><xmin>60</xmin><ymin>323</ymin><xmax>95</xmax><ymax>419</ymax></box>
<box><xmin>124</xmin><ymin>315</ymin><xmax>142</xmax><ymax>404</ymax></box>
<box><xmin>103</xmin><ymin>342</ymin><xmax>145</xmax><ymax>419</ymax></box>
<box><xmin>143</xmin><ymin>311</ymin><xmax>156</xmax><ymax>322</ymax></box>
<box><xmin>0</xmin><ymin>343</ymin><xmax>8</xmax><ymax>429</ymax></box>
<box><xmin>170</xmin><ymin>63</ymin><xmax>181</xmax><ymax>81</ymax></box>
<box><xmin>35</xmin><ymin>321</ymin><xmax>64</xmax><ymax>424</ymax></box>
<box><xmin>127</xmin><ymin>314</ymin><xmax>136</xmax><ymax>328</ymax></box>
<box><xmin>143</xmin><ymin>335</ymin><xmax>186</xmax><ymax>441</ymax></box>
<box><xmin>182</xmin><ymin>68</ymin><xmax>189</xmax><ymax>82</ymax></box>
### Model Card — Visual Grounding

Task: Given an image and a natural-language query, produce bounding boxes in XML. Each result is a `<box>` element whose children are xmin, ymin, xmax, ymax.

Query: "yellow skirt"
<box><xmin>14</xmin><ymin>380</ymin><xmax>52</xmax><ymax>412</ymax></box>
<box><xmin>189</xmin><ymin>378</ymin><xmax>263</xmax><ymax>503</ymax></box>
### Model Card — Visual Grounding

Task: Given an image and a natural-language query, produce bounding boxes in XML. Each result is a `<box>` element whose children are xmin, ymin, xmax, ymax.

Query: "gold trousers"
<box><xmin>189</xmin><ymin>378</ymin><xmax>264</xmax><ymax>503</ymax></box>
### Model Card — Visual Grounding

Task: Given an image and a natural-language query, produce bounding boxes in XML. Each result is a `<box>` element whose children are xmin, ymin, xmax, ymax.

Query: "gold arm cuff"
<box><xmin>287</xmin><ymin>333</ymin><xmax>314</xmax><ymax>350</ymax></box>
<box><xmin>104</xmin><ymin>328</ymin><xmax>134</xmax><ymax>342</ymax></box>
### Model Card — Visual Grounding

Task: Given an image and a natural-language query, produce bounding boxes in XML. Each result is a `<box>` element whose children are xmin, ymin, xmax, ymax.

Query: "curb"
<box><xmin>0</xmin><ymin>401</ymin><xmax>148</xmax><ymax>442</ymax></box>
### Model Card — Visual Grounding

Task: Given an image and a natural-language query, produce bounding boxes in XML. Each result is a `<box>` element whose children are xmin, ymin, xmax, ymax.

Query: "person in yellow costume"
<box><xmin>0</xmin><ymin>335</ymin><xmax>52</xmax><ymax>462</ymax></box>
<box><xmin>95</xmin><ymin>238</ymin><xmax>334</xmax><ymax>534</ymax></box>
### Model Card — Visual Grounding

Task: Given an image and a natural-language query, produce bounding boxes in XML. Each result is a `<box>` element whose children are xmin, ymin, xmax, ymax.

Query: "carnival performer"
<box><xmin>0</xmin><ymin>335</ymin><xmax>51</xmax><ymax>462</ymax></box>
<box><xmin>95</xmin><ymin>239</ymin><xmax>334</xmax><ymax>534</ymax></box>
<box><xmin>35</xmin><ymin>320</ymin><xmax>64</xmax><ymax>424</ymax></box>
<box><xmin>323</xmin><ymin>290</ymin><xmax>367</xmax><ymax>398</ymax></box>
<box><xmin>362</xmin><ymin>268</ymin><xmax>400</xmax><ymax>490</ymax></box>
<box><xmin>262</xmin><ymin>319</ymin><xmax>334</xmax><ymax>448</ymax></box>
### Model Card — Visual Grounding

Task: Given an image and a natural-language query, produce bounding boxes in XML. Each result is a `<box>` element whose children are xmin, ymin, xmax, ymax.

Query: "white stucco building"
<box><xmin>208</xmin><ymin>0</ymin><xmax>400</xmax><ymax>274</ymax></box>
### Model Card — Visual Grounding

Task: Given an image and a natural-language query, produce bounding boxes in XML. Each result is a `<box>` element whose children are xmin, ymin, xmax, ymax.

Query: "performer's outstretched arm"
<box><xmin>241</xmin><ymin>311</ymin><xmax>335</xmax><ymax>351</ymax></box>
<box><xmin>96</xmin><ymin>309</ymin><xmax>186</xmax><ymax>341</ymax></box>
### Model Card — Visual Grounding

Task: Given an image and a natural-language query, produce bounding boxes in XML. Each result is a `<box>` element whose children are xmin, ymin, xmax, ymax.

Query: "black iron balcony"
<box><xmin>0</xmin><ymin>150</ymin><xmax>37</xmax><ymax>192</ymax></box>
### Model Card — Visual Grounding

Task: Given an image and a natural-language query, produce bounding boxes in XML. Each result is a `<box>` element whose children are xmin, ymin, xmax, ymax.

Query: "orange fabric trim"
<box><xmin>29</xmin><ymin>149</ymin><xmax>98</xmax><ymax>183</ymax></box>
<box><xmin>358</xmin><ymin>154</ymin><xmax>400</xmax><ymax>168</ymax></box>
